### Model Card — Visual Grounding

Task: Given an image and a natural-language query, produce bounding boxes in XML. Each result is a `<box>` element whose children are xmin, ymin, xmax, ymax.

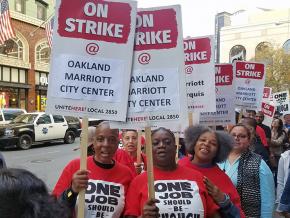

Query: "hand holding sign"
<box><xmin>142</xmin><ymin>199</ymin><xmax>160</xmax><ymax>218</ymax></box>
<box><xmin>71</xmin><ymin>169</ymin><xmax>90</xmax><ymax>193</ymax></box>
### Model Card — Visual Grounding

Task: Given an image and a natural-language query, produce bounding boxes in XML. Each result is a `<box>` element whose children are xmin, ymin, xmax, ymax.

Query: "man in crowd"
<box><xmin>255</xmin><ymin>111</ymin><xmax>271</xmax><ymax>146</ymax></box>
<box><xmin>284</xmin><ymin>113</ymin><xmax>290</xmax><ymax>133</ymax></box>
<box><xmin>246</xmin><ymin>110</ymin><xmax>268</xmax><ymax>147</ymax></box>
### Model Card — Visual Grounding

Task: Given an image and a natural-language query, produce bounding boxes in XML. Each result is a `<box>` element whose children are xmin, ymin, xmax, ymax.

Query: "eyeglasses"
<box><xmin>231</xmin><ymin>134</ymin><xmax>248</xmax><ymax>139</ymax></box>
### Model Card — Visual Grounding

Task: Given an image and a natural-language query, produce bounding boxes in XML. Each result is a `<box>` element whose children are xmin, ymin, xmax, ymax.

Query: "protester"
<box><xmin>124</xmin><ymin>127</ymin><xmax>221</xmax><ymax>218</ymax></box>
<box><xmin>218</xmin><ymin>124</ymin><xmax>275</xmax><ymax>217</ymax></box>
<box><xmin>0</xmin><ymin>152</ymin><xmax>6</xmax><ymax>168</ymax></box>
<box><xmin>239</xmin><ymin>117</ymin><xmax>270</xmax><ymax>167</ymax></box>
<box><xmin>0</xmin><ymin>168</ymin><xmax>69</xmax><ymax>218</ymax></box>
<box><xmin>276</xmin><ymin>149</ymin><xmax>290</xmax><ymax>213</ymax></box>
<box><xmin>179</xmin><ymin>125</ymin><xmax>245</xmax><ymax>218</ymax></box>
<box><xmin>122</xmin><ymin>129</ymin><xmax>147</xmax><ymax>174</ymax></box>
<box><xmin>78</xmin><ymin>126</ymin><xmax>137</xmax><ymax>176</ymax></box>
<box><xmin>255</xmin><ymin>111</ymin><xmax>271</xmax><ymax>145</ymax></box>
<box><xmin>270</xmin><ymin>118</ymin><xmax>287</xmax><ymax>184</ymax></box>
<box><xmin>245</xmin><ymin>110</ymin><xmax>268</xmax><ymax>147</ymax></box>
<box><xmin>53</xmin><ymin>121</ymin><xmax>134</xmax><ymax>217</ymax></box>
<box><xmin>277</xmin><ymin>170</ymin><xmax>290</xmax><ymax>218</ymax></box>
<box><xmin>283</xmin><ymin>131</ymin><xmax>290</xmax><ymax>151</ymax></box>
<box><xmin>284</xmin><ymin>113</ymin><xmax>290</xmax><ymax>133</ymax></box>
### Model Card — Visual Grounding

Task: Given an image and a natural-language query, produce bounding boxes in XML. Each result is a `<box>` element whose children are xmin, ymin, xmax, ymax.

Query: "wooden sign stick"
<box><xmin>77</xmin><ymin>117</ymin><xmax>88</xmax><ymax>218</ymax></box>
<box><xmin>145</xmin><ymin>126</ymin><xmax>155</xmax><ymax>200</ymax></box>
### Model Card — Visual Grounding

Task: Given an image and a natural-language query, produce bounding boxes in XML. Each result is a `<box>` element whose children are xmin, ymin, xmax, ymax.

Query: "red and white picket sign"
<box><xmin>234</xmin><ymin>61</ymin><xmax>265</xmax><ymax>110</ymax></box>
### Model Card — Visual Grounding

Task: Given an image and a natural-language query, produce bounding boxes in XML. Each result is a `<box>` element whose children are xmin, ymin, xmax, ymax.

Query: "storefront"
<box><xmin>0</xmin><ymin>65</ymin><xmax>29</xmax><ymax>110</ymax></box>
<box><xmin>35</xmin><ymin>71</ymin><xmax>48</xmax><ymax>111</ymax></box>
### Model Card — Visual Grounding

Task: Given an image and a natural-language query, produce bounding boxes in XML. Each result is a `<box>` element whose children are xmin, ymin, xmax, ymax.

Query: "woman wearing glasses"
<box><xmin>218</xmin><ymin>124</ymin><xmax>275</xmax><ymax>218</ymax></box>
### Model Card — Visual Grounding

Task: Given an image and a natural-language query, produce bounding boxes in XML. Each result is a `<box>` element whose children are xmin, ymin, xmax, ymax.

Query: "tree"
<box><xmin>252</xmin><ymin>46</ymin><xmax>290</xmax><ymax>92</ymax></box>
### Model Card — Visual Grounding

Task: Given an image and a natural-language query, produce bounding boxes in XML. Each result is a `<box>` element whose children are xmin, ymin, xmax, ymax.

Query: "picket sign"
<box><xmin>77</xmin><ymin>117</ymin><xmax>88</xmax><ymax>218</ymax></box>
<box><xmin>145</xmin><ymin>127</ymin><xmax>155</xmax><ymax>199</ymax></box>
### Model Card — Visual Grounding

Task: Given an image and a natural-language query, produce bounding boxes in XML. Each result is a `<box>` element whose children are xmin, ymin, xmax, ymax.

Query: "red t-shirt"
<box><xmin>179</xmin><ymin>157</ymin><xmax>245</xmax><ymax>218</ymax></box>
<box><xmin>125</xmin><ymin>165</ymin><xmax>218</xmax><ymax>217</ymax></box>
<box><xmin>53</xmin><ymin>156</ymin><xmax>133</xmax><ymax>218</ymax></box>
<box><xmin>114</xmin><ymin>148</ymin><xmax>137</xmax><ymax>177</ymax></box>
<box><xmin>256</xmin><ymin>125</ymin><xmax>268</xmax><ymax>147</ymax></box>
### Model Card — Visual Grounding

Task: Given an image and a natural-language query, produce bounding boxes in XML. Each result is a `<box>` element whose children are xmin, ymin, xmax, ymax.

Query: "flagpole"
<box><xmin>29</xmin><ymin>13</ymin><xmax>54</xmax><ymax>37</ymax></box>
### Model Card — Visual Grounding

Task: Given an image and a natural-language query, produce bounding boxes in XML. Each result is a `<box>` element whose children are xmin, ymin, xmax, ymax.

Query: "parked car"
<box><xmin>0</xmin><ymin>112</ymin><xmax>81</xmax><ymax>150</ymax></box>
<box><xmin>79</xmin><ymin>118</ymin><xmax>102</xmax><ymax>127</ymax></box>
<box><xmin>0</xmin><ymin>108</ymin><xmax>27</xmax><ymax>125</ymax></box>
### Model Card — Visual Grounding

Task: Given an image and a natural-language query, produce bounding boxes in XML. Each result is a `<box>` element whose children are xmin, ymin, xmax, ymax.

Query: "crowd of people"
<box><xmin>0</xmin><ymin>112</ymin><xmax>289</xmax><ymax>218</ymax></box>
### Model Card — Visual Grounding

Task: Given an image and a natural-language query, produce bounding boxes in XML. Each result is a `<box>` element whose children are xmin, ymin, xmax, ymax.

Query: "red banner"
<box><xmin>215</xmin><ymin>64</ymin><xmax>233</xmax><ymax>86</ymax></box>
<box><xmin>58</xmin><ymin>0</ymin><xmax>132</xmax><ymax>43</ymax></box>
<box><xmin>184</xmin><ymin>37</ymin><xmax>212</xmax><ymax>65</ymax></box>
<box><xmin>134</xmin><ymin>9</ymin><xmax>178</xmax><ymax>51</ymax></box>
<box><xmin>235</xmin><ymin>62</ymin><xmax>264</xmax><ymax>79</ymax></box>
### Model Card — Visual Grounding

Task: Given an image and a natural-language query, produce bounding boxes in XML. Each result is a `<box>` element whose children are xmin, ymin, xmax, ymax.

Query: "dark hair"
<box><xmin>152</xmin><ymin>127</ymin><xmax>175</xmax><ymax>141</ymax></box>
<box><xmin>229</xmin><ymin>124</ymin><xmax>251</xmax><ymax>139</ymax></box>
<box><xmin>0</xmin><ymin>168</ymin><xmax>69</xmax><ymax>218</ymax></box>
<box><xmin>272</xmin><ymin>118</ymin><xmax>285</xmax><ymax>137</ymax></box>
<box><xmin>96</xmin><ymin>121</ymin><xmax>119</xmax><ymax>135</ymax></box>
<box><xmin>184</xmin><ymin>125</ymin><xmax>233</xmax><ymax>164</ymax></box>
<box><xmin>121</xmin><ymin>129</ymin><xmax>137</xmax><ymax>138</ymax></box>
<box><xmin>240</xmin><ymin>117</ymin><xmax>257</xmax><ymax>129</ymax></box>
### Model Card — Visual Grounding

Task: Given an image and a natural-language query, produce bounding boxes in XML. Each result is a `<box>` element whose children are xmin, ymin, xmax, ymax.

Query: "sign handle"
<box><xmin>145</xmin><ymin>126</ymin><xmax>155</xmax><ymax>200</ymax></box>
<box><xmin>77</xmin><ymin>117</ymin><xmax>88</xmax><ymax>218</ymax></box>
<box><xmin>188</xmin><ymin>112</ymin><xmax>193</xmax><ymax>126</ymax></box>
<box><xmin>136</xmin><ymin>130</ymin><xmax>142</xmax><ymax>165</ymax></box>
<box><xmin>175</xmin><ymin>132</ymin><xmax>180</xmax><ymax>163</ymax></box>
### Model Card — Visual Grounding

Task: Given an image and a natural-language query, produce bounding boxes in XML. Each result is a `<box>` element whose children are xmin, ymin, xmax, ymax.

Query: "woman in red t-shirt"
<box><xmin>124</xmin><ymin>127</ymin><xmax>220</xmax><ymax>218</ymax></box>
<box><xmin>122</xmin><ymin>130</ymin><xmax>147</xmax><ymax>174</ymax></box>
<box><xmin>179</xmin><ymin>125</ymin><xmax>245</xmax><ymax>218</ymax></box>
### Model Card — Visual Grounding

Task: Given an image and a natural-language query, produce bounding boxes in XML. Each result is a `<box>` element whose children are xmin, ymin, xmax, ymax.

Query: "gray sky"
<box><xmin>137</xmin><ymin>0</ymin><xmax>290</xmax><ymax>37</ymax></box>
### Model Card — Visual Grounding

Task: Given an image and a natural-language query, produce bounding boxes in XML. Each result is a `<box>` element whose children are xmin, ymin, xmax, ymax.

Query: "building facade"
<box><xmin>218</xmin><ymin>8</ymin><xmax>290</xmax><ymax>63</ymax></box>
<box><xmin>0</xmin><ymin>0</ymin><xmax>53</xmax><ymax>112</ymax></box>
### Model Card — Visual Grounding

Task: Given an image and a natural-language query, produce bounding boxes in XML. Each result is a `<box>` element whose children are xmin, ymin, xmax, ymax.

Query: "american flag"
<box><xmin>45</xmin><ymin>17</ymin><xmax>54</xmax><ymax>48</ymax></box>
<box><xmin>0</xmin><ymin>0</ymin><xmax>15</xmax><ymax>45</ymax></box>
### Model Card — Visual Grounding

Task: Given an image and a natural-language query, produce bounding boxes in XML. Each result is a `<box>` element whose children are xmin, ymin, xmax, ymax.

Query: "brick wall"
<box><xmin>12</xmin><ymin>19</ymin><xmax>46</xmax><ymax>112</ymax></box>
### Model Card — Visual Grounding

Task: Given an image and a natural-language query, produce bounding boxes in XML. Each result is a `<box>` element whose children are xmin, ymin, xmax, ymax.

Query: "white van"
<box><xmin>0</xmin><ymin>108</ymin><xmax>27</xmax><ymax>125</ymax></box>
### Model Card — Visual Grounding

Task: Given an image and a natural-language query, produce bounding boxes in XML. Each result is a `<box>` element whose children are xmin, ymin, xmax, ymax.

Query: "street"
<box><xmin>1</xmin><ymin>138</ymin><xmax>80</xmax><ymax>192</ymax></box>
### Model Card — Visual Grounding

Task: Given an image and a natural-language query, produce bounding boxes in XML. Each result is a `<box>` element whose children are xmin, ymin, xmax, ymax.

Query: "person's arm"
<box><xmin>278</xmin><ymin>171</ymin><xmax>290</xmax><ymax>213</ymax></box>
<box><xmin>204</xmin><ymin>177</ymin><xmax>241</xmax><ymax>218</ymax></box>
<box><xmin>276</xmin><ymin>157</ymin><xmax>285</xmax><ymax>207</ymax></box>
<box><xmin>57</xmin><ymin>169</ymin><xmax>89</xmax><ymax>208</ymax></box>
<box><xmin>260</xmin><ymin>160</ymin><xmax>275</xmax><ymax>217</ymax></box>
<box><xmin>271</xmin><ymin>133</ymin><xmax>286</xmax><ymax>147</ymax></box>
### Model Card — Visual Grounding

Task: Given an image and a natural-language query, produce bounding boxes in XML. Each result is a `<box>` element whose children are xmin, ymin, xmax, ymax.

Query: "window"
<box><xmin>36</xmin><ymin>42</ymin><xmax>50</xmax><ymax>63</ymax></box>
<box><xmin>53</xmin><ymin>115</ymin><xmax>64</xmax><ymax>123</ymax></box>
<box><xmin>0</xmin><ymin>38</ymin><xmax>23</xmax><ymax>60</ymax></box>
<box><xmin>39</xmin><ymin>114</ymin><xmax>51</xmax><ymax>124</ymax></box>
<box><xmin>35</xmin><ymin>71</ymin><xmax>48</xmax><ymax>86</ymax></box>
<box><xmin>229</xmin><ymin>45</ymin><xmax>246</xmax><ymax>63</ymax></box>
<box><xmin>36</xmin><ymin>1</ymin><xmax>47</xmax><ymax>21</ymax></box>
<box><xmin>2</xmin><ymin>67</ymin><xmax>10</xmax><ymax>81</ymax></box>
<box><xmin>0</xmin><ymin>67</ymin><xmax>27</xmax><ymax>83</ymax></box>
<box><xmin>19</xmin><ymin>69</ymin><xmax>26</xmax><ymax>83</ymax></box>
<box><xmin>11</xmin><ymin>68</ymin><xmax>18</xmax><ymax>83</ymax></box>
<box><xmin>15</xmin><ymin>0</ymin><xmax>25</xmax><ymax>14</ymax></box>
<box><xmin>283</xmin><ymin>39</ymin><xmax>290</xmax><ymax>54</ymax></box>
